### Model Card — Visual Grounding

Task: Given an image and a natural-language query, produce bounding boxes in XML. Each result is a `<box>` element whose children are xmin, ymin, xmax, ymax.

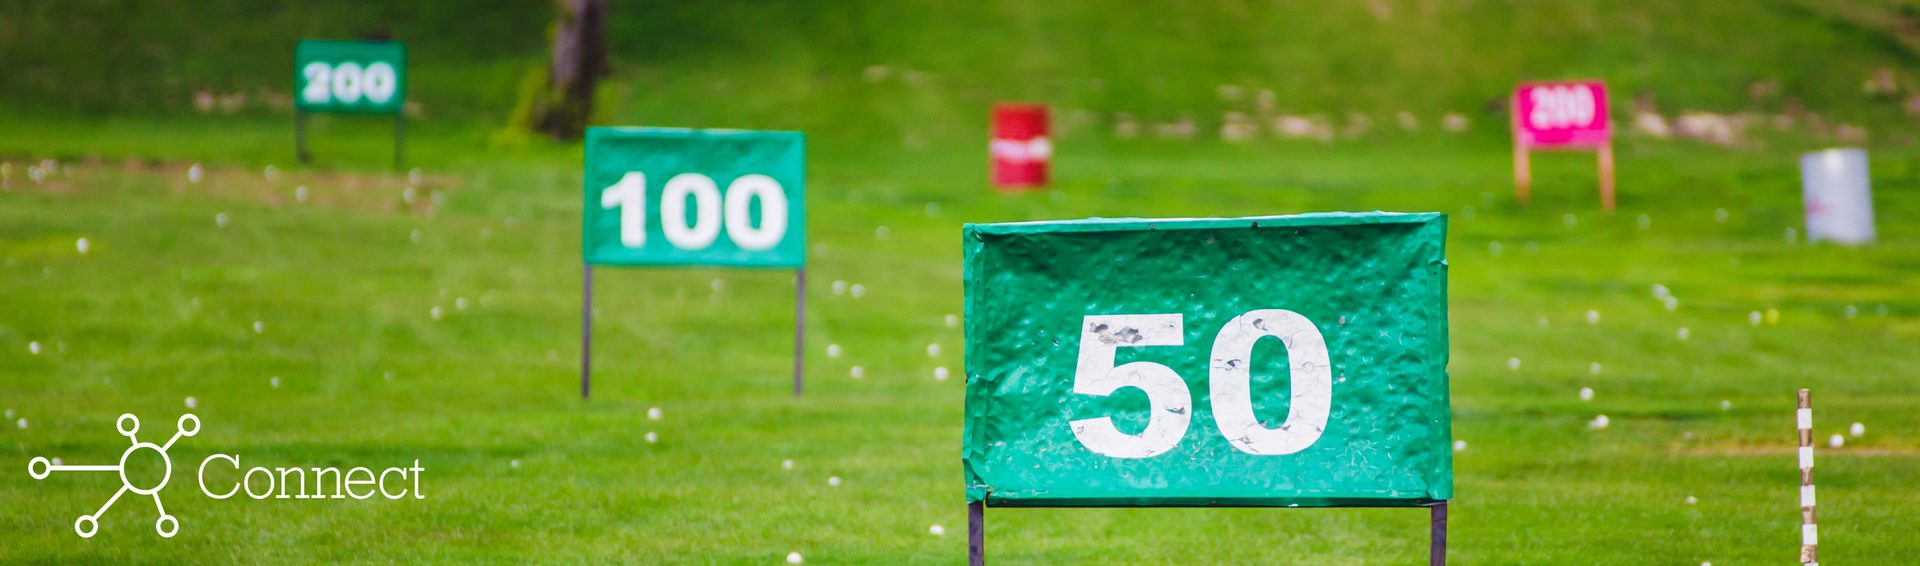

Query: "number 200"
<box><xmin>302</xmin><ymin>62</ymin><xmax>399</xmax><ymax>106</ymax></box>
<box><xmin>1069</xmin><ymin>310</ymin><xmax>1332</xmax><ymax>459</ymax></box>
<box><xmin>600</xmin><ymin>172</ymin><xmax>789</xmax><ymax>251</ymax></box>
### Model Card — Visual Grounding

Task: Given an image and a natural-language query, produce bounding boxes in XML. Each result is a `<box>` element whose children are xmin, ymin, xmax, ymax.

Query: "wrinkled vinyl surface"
<box><xmin>962</xmin><ymin>213</ymin><xmax>1450</xmax><ymax>507</ymax></box>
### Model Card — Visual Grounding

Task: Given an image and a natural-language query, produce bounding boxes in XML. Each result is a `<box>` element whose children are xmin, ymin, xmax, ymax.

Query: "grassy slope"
<box><xmin>5</xmin><ymin>1</ymin><xmax>1920</xmax><ymax>564</ymax></box>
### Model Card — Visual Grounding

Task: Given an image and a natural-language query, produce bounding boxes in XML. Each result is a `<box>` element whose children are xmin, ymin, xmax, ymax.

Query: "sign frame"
<box><xmin>1511</xmin><ymin>80</ymin><xmax>1615</xmax><ymax>212</ymax></box>
<box><xmin>958</xmin><ymin>213</ymin><xmax>1451</xmax><ymax>564</ymax></box>
<box><xmin>579</xmin><ymin>127</ymin><xmax>809</xmax><ymax>399</ymax></box>
<box><xmin>292</xmin><ymin>40</ymin><xmax>409</xmax><ymax>169</ymax></box>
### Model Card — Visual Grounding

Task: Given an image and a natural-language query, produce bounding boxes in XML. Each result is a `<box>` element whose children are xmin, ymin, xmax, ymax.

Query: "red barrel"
<box><xmin>990</xmin><ymin>104</ymin><xmax>1050</xmax><ymax>190</ymax></box>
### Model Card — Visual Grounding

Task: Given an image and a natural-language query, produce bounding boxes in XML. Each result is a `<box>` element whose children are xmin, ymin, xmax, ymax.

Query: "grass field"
<box><xmin>9</xmin><ymin>0</ymin><xmax>1920</xmax><ymax>563</ymax></box>
<box><xmin>4</xmin><ymin>129</ymin><xmax>1920</xmax><ymax>564</ymax></box>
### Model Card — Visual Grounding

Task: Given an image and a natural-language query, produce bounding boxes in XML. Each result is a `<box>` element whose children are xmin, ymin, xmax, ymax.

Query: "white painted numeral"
<box><xmin>660</xmin><ymin>173</ymin><xmax>722</xmax><ymax>250</ymax></box>
<box><xmin>601</xmin><ymin>172</ymin><xmax>790</xmax><ymax>252</ymax></box>
<box><xmin>1069</xmin><ymin>314</ymin><xmax>1191</xmax><ymax>459</ymax></box>
<box><xmin>362</xmin><ymin>62</ymin><xmax>398</xmax><ymax>104</ymax></box>
<box><xmin>724</xmin><ymin>174</ymin><xmax>788</xmax><ymax>251</ymax></box>
<box><xmin>1208</xmin><ymin>309</ymin><xmax>1333</xmax><ymax>455</ymax></box>
<box><xmin>302</xmin><ymin>62</ymin><xmax>332</xmax><ymax>104</ymax></box>
<box><xmin>1067</xmin><ymin>309</ymin><xmax>1335</xmax><ymax>459</ymax></box>
<box><xmin>1528</xmin><ymin>85</ymin><xmax>1597</xmax><ymax>130</ymax></box>
<box><xmin>330</xmin><ymin>62</ymin><xmax>364</xmax><ymax>104</ymax></box>
<box><xmin>600</xmin><ymin>172</ymin><xmax>647</xmax><ymax>247</ymax></box>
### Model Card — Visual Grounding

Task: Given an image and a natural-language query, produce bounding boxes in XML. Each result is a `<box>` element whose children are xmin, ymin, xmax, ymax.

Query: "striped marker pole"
<box><xmin>1797</xmin><ymin>389</ymin><xmax>1818</xmax><ymax>565</ymax></box>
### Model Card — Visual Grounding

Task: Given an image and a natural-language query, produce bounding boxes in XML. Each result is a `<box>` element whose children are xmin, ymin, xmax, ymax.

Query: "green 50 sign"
<box><xmin>583</xmin><ymin>128</ymin><xmax>805</xmax><ymax>267</ymax></box>
<box><xmin>294</xmin><ymin>40</ymin><xmax>406</xmax><ymax>114</ymax></box>
<box><xmin>962</xmin><ymin>213</ymin><xmax>1451</xmax><ymax>508</ymax></box>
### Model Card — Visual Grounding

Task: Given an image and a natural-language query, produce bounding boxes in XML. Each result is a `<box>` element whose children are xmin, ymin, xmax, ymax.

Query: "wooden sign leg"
<box><xmin>1513</xmin><ymin>144</ymin><xmax>1531</xmax><ymax>205</ymax></box>
<box><xmin>1430</xmin><ymin>500</ymin><xmax>1448</xmax><ymax>566</ymax></box>
<box><xmin>295</xmin><ymin>110</ymin><xmax>311</xmax><ymax>164</ymax></box>
<box><xmin>792</xmin><ymin>267</ymin><xmax>807</xmax><ymax>397</ymax></box>
<box><xmin>1597</xmin><ymin>142</ymin><xmax>1616</xmax><ymax>213</ymax></box>
<box><xmin>968</xmin><ymin>501</ymin><xmax>986</xmax><ymax>566</ymax></box>
<box><xmin>581</xmin><ymin>264</ymin><xmax>594</xmax><ymax>400</ymax></box>
<box><xmin>394</xmin><ymin>113</ymin><xmax>406</xmax><ymax>172</ymax></box>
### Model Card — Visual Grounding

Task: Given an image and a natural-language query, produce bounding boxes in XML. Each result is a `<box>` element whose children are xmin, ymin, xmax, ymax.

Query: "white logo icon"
<box><xmin>28</xmin><ymin>413</ymin><xmax>201</xmax><ymax>538</ymax></box>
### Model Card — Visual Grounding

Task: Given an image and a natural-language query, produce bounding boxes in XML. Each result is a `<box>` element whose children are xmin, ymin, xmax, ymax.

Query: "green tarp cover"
<box><xmin>962</xmin><ymin>212</ymin><xmax>1450</xmax><ymax>507</ymax></box>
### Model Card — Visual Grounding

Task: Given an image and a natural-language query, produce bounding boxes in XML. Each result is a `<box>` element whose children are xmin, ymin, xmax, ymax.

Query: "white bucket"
<box><xmin>1800</xmin><ymin>148</ymin><xmax>1875</xmax><ymax>245</ymax></box>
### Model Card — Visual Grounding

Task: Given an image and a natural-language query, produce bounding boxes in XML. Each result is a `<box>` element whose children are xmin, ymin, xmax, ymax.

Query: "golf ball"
<box><xmin>945</xmin><ymin>314</ymin><xmax>959</xmax><ymax>328</ymax></box>
<box><xmin>431</xmin><ymin>306</ymin><xmax>442</xmax><ymax>320</ymax></box>
<box><xmin>1586</xmin><ymin>310</ymin><xmax>1599</xmax><ymax>324</ymax></box>
<box><xmin>16</xmin><ymin>419</ymin><xmax>25</xmax><ymax>429</ymax></box>
<box><xmin>511</xmin><ymin>460</ymin><xmax>520</xmax><ymax>468</ymax></box>
<box><xmin>28</xmin><ymin>341</ymin><xmax>40</xmax><ymax>355</ymax></box>
<box><xmin>1652</xmin><ymin>284</ymin><xmax>1669</xmax><ymax>299</ymax></box>
<box><xmin>1720</xmin><ymin>400</ymin><xmax>1732</xmax><ymax>411</ymax></box>
<box><xmin>828</xmin><ymin>477</ymin><xmax>841</xmax><ymax>487</ymax></box>
<box><xmin>930</xmin><ymin>525</ymin><xmax>945</xmax><ymax>536</ymax></box>
<box><xmin>216</xmin><ymin>213</ymin><xmax>229</xmax><ymax>227</ymax></box>
<box><xmin>783</xmin><ymin>460</ymin><xmax>794</xmax><ymax>470</ymax></box>
<box><xmin>1589</xmin><ymin>415</ymin><xmax>1610</xmax><ymax>429</ymax></box>
<box><xmin>787</xmin><ymin>552</ymin><xmax>803</xmax><ymax>564</ymax></box>
<box><xmin>1452</xmin><ymin>440</ymin><xmax>1466</xmax><ymax>451</ymax></box>
<box><xmin>1579</xmin><ymin>387</ymin><xmax>1593</xmax><ymax>401</ymax></box>
<box><xmin>850</xmin><ymin>284</ymin><xmax>866</xmax><ymax>298</ymax></box>
<box><xmin>185</xmin><ymin>397</ymin><xmax>197</xmax><ymax>409</ymax></box>
<box><xmin>1589</xmin><ymin>363</ymin><xmax>1602</xmax><ymax>375</ymax></box>
<box><xmin>254</xmin><ymin>321</ymin><xmax>264</xmax><ymax>333</ymax></box>
<box><xmin>1749</xmin><ymin>311</ymin><xmax>1762</xmax><ymax>325</ymax></box>
<box><xmin>188</xmin><ymin>164</ymin><xmax>203</xmax><ymax>183</ymax></box>
<box><xmin>827</xmin><ymin>344</ymin><xmax>842</xmax><ymax>358</ymax></box>
<box><xmin>76</xmin><ymin>238</ymin><xmax>89</xmax><ymax>253</ymax></box>
<box><xmin>645</xmin><ymin>432</ymin><xmax>658</xmax><ymax>443</ymax></box>
<box><xmin>1677</xmin><ymin>327</ymin><xmax>1689</xmax><ymax>340</ymax></box>
<box><xmin>1851</xmin><ymin>423</ymin><xmax>1865</xmax><ymax>437</ymax></box>
<box><xmin>850</xmin><ymin>366</ymin><xmax>864</xmax><ymax>378</ymax></box>
<box><xmin>927</xmin><ymin>344</ymin><xmax>941</xmax><ymax>357</ymax></box>
<box><xmin>270</xmin><ymin>377</ymin><xmax>280</xmax><ymax>388</ymax></box>
<box><xmin>1507</xmin><ymin>358</ymin><xmax>1520</xmax><ymax>370</ymax></box>
<box><xmin>647</xmin><ymin>407</ymin><xmax>663</xmax><ymax>420</ymax></box>
<box><xmin>1829</xmin><ymin>434</ymin><xmax>1843</xmax><ymax>448</ymax></box>
<box><xmin>934</xmin><ymin>367</ymin><xmax>950</xmax><ymax>381</ymax></box>
<box><xmin>1685</xmin><ymin>496</ymin><xmax>1697</xmax><ymax>504</ymax></box>
<box><xmin>832</xmin><ymin>281</ymin><xmax>847</xmax><ymax>295</ymax></box>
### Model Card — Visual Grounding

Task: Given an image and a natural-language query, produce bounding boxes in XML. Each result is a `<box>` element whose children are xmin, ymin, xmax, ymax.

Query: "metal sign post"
<box><xmin>961</xmin><ymin>213</ymin><xmax>1453</xmax><ymax>563</ymax></box>
<box><xmin>580</xmin><ymin>127</ymin><xmax>808</xmax><ymax>400</ymax></box>
<box><xmin>293</xmin><ymin>40</ymin><xmax>408</xmax><ymax>170</ymax></box>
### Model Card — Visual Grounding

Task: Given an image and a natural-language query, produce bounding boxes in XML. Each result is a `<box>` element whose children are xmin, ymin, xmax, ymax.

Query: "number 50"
<box><xmin>1069</xmin><ymin>310</ymin><xmax>1333</xmax><ymax>459</ymax></box>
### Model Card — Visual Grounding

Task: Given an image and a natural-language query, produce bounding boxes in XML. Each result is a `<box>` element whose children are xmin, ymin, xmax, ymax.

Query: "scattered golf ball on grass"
<box><xmin>511</xmin><ymin>460</ymin><xmax>520</xmax><ymax>468</ymax></box>
<box><xmin>1685</xmin><ymin>495</ymin><xmax>1697</xmax><ymax>504</ymax></box>
<box><xmin>1507</xmin><ymin>357</ymin><xmax>1520</xmax><ymax>370</ymax></box>
<box><xmin>1748</xmin><ymin>311</ymin><xmax>1762</xmax><ymax>325</ymax></box>
<box><xmin>28</xmin><ymin>341</ymin><xmax>40</xmax><ymax>355</ymax></box>
<box><xmin>1452</xmin><ymin>440</ymin><xmax>1466</xmax><ymax>451</ymax></box>
<box><xmin>75</xmin><ymin>238</ymin><xmax>88</xmax><ymax>253</ymax></box>
<box><xmin>827</xmin><ymin>344</ymin><xmax>841</xmax><ymax>358</ymax></box>
<box><xmin>645</xmin><ymin>432</ymin><xmax>658</xmax><ymax>443</ymax></box>
<box><xmin>254</xmin><ymin>321</ymin><xmax>264</xmax><ymax>333</ymax></box>
<box><xmin>216</xmin><ymin>213</ymin><xmax>230</xmax><ymax>227</ymax></box>
<box><xmin>185</xmin><ymin>396</ymin><xmax>198</xmax><ymax>409</ymax></box>
<box><xmin>431</xmin><ymin>306</ymin><xmax>443</xmax><ymax>320</ymax></box>
<box><xmin>927</xmin><ymin>343</ymin><xmax>941</xmax><ymax>356</ymax></box>
<box><xmin>647</xmin><ymin>407</ymin><xmax>663</xmax><ymax>420</ymax></box>
<box><xmin>1851</xmin><ymin>422</ymin><xmax>1865</xmax><ymax>437</ymax></box>
<box><xmin>786</xmin><ymin>552</ymin><xmax>803</xmax><ymax>564</ymax></box>
<box><xmin>1579</xmin><ymin>387</ymin><xmax>1593</xmax><ymax>401</ymax></box>
<box><xmin>270</xmin><ymin>377</ymin><xmax>280</xmax><ymax>388</ymax></box>
<box><xmin>783</xmin><ymin>460</ymin><xmax>794</xmax><ymax>470</ymax></box>
<box><xmin>1589</xmin><ymin>363</ymin><xmax>1602</xmax><ymax>375</ymax></box>
<box><xmin>1589</xmin><ymin>415</ymin><xmax>1609</xmax><ymax>429</ymax></box>
<box><xmin>1586</xmin><ymin>310</ymin><xmax>1599</xmax><ymax>324</ymax></box>
<box><xmin>850</xmin><ymin>284</ymin><xmax>866</xmax><ymax>298</ymax></box>
<box><xmin>850</xmin><ymin>366</ymin><xmax>864</xmax><ymax>378</ymax></box>
<box><xmin>929</xmin><ymin>525</ymin><xmax>945</xmax><ymax>536</ymax></box>
<box><xmin>832</xmin><ymin>281</ymin><xmax>846</xmax><ymax>295</ymax></box>
<box><xmin>945</xmin><ymin>314</ymin><xmax>959</xmax><ymax>327</ymax></box>
<box><xmin>827</xmin><ymin>477</ymin><xmax>841</xmax><ymax>487</ymax></box>
<box><xmin>1720</xmin><ymin>400</ymin><xmax>1732</xmax><ymax>411</ymax></box>
<box><xmin>933</xmin><ymin>367</ymin><xmax>949</xmax><ymax>381</ymax></box>
<box><xmin>1677</xmin><ymin>327</ymin><xmax>1689</xmax><ymax>340</ymax></box>
<box><xmin>16</xmin><ymin>419</ymin><xmax>25</xmax><ymax>429</ymax></box>
<box><xmin>1829</xmin><ymin>434</ymin><xmax>1843</xmax><ymax>448</ymax></box>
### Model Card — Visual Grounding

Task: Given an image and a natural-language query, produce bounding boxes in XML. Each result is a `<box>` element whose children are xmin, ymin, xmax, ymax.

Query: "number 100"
<box><xmin>600</xmin><ymin>172</ymin><xmax>790</xmax><ymax>252</ymax></box>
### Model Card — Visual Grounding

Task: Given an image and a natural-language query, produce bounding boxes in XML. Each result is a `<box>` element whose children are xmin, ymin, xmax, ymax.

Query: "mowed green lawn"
<box><xmin>3</xmin><ymin>130</ymin><xmax>1919</xmax><ymax>564</ymax></box>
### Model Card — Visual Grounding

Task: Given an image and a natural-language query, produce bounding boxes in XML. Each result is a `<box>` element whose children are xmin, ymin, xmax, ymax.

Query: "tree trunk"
<box><xmin>534</xmin><ymin>0</ymin><xmax>609</xmax><ymax>141</ymax></box>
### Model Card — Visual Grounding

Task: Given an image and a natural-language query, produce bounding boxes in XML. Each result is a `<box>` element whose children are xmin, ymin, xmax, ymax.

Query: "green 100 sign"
<box><xmin>1071</xmin><ymin>310</ymin><xmax>1332</xmax><ymax>459</ymax></box>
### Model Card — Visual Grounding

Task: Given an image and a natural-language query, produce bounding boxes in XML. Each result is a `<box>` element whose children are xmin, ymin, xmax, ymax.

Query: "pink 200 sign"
<box><xmin>1513</xmin><ymin>81</ymin><xmax>1610</xmax><ymax>148</ymax></box>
